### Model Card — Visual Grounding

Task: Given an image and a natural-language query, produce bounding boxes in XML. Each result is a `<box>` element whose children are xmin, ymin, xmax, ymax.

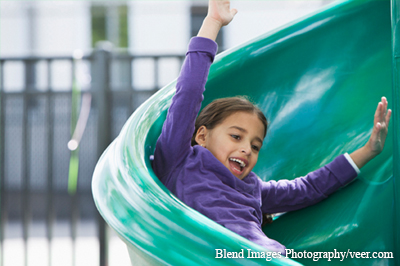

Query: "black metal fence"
<box><xmin>0</xmin><ymin>44</ymin><xmax>184</xmax><ymax>266</ymax></box>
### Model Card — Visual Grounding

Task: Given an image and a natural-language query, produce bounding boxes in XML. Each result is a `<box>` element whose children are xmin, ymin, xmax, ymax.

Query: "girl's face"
<box><xmin>195</xmin><ymin>111</ymin><xmax>265</xmax><ymax>180</ymax></box>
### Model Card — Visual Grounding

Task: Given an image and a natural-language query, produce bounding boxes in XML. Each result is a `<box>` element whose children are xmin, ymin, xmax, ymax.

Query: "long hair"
<box><xmin>191</xmin><ymin>96</ymin><xmax>268</xmax><ymax>146</ymax></box>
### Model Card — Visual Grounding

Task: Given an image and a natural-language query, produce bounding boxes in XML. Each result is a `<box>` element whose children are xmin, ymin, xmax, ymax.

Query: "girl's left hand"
<box><xmin>366</xmin><ymin>96</ymin><xmax>392</xmax><ymax>155</ymax></box>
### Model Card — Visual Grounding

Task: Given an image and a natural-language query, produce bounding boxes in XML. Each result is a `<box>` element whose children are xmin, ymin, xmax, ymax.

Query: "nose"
<box><xmin>241</xmin><ymin>144</ymin><xmax>251</xmax><ymax>155</ymax></box>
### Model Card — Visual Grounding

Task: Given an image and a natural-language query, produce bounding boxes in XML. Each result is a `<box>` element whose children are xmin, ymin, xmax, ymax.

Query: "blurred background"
<box><xmin>0</xmin><ymin>1</ymin><xmax>334</xmax><ymax>265</ymax></box>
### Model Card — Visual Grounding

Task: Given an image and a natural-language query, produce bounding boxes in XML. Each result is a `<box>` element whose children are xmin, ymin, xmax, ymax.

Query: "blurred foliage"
<box><xmin>91</xmin><ymin>4</ymin><xmax>128</xmax><ymax>48</ymax></box>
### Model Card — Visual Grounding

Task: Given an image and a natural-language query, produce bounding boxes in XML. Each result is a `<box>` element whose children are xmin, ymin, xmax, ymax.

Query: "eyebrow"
<box><xmin>229</xmin><ymin>126</ymin><xmax>263</xmax><ymax>144</ymax></box>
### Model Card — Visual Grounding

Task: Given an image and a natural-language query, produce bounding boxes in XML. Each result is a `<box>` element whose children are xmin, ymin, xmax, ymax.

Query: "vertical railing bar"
<box><xmin>0</xmin><ymin>60</ymin><xmax>7</xmax><ymax>266</ymax></box>
<box><xmin>100</xmin><ymin>52</ymin><xmax>110</xmax><ymax>266</ymax></box>
<box><xmin>92</xmin><ymin>43</ymin><xmax>111</xmax><ymax>266</ymax></box>
<box><xmin>22</xmin><ymin>59</ymin><xmax>31</xmax><ymax>266</ymax></box>
<box><xmin>129</xmin><ymin>57</ymin><xmax>134</xmax><ymax>116</ymax></box>
<box><xmin>70</xmin><ymin>58</ymin><xmax>78</xmax><ymax>266</ymax></box>
<box><xmin>180</xmin><ymin>56</ymin><xmax>185</xmax><ymax>70</ymax></box>
<box><xmin>154</xmin><ymin>57</ymin><xmax>159</xmax><ymax>92</ymax></box>
<box><xmin>46</xmin><ymin>59</ymin><xmax>54</xmax><ymax>266</ymax></box>
<box><xmin>72</xmin><ymin>191</ymin><xmax>79</xmax><ymax>266</ymax></box>
<box><xmin>0</xmin><ymin>61</ymin><xmax>4</xmax><ymax>91</ymax></box>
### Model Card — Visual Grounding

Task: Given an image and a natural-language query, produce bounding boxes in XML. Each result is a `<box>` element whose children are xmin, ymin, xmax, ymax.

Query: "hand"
<box><xmin>365</xmin><ymin>96</ymin><xmax>392</xmax><ymax>155</ymax></box>
<box><xmin>207</xmin><ymin>0</ymin><xmax>238</xmax><ymax>28</ymax></box>
<box><xmin>349</xmin><ymin>97</ymin><xmax>392</xmax><ymax>169</ymax></box>
<box><xmin>197</xmin><ymin>0</ymin><xmax>238</xmax><ymax>41</ymax></box>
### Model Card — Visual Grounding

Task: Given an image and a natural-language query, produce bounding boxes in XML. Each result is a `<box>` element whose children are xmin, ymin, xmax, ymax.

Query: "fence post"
<box><xmin>92</xmin><ymin>41</ymin><xmax>113</xmax><ymax>266</ymax></box>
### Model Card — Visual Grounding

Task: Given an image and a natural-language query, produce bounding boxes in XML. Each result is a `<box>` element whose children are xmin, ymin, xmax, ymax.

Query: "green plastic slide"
<box><xmin>92</xmin><ymin>0</ymin><xmax>399</xmax><ymax>265</ymax></box>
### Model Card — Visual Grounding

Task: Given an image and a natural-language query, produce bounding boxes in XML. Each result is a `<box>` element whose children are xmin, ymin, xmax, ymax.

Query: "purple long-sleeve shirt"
<box><xmin>152</xmin><ymin>37</ymin><xmax>358</xmax><ymax>254</ymax></box>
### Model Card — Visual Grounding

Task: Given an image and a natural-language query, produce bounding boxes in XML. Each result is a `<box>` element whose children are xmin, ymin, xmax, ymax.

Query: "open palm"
<box><xmin>367</xmin><ymin>97</ymin><xmax>391</xmax><ymax>155</ymax></box>
<box><xmin>207</xmin><ymin>0</ymin><xmax>238</xmax><ymax>27</ymax></box>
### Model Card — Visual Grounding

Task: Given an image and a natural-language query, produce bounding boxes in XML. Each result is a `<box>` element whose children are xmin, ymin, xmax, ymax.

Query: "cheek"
<box><xmin>217</xmin><ymin>140</ymin><xmax>233</xmax><ymax>162</ymax></box>
<box><xmin>207</xmin><ymin>136</ymin><xmax>227</xmax><ymax>159</ymax></box>
<box><xmin>251</xmin><ymin>156</ymin><xmax>259</xmax><ymax>168</ymax></box>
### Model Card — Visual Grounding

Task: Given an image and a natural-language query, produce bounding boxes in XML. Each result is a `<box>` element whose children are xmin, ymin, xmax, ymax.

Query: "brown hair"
<box><xmin>191</xmin><ymin>96</ymin><xmax>268</xmax><ymax>146</ymax></box>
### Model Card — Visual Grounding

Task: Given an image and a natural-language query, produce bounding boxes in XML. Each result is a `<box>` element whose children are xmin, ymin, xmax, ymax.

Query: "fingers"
<box><xmin>231</xmin><ymin>8</ymin><xmax>238</xmax><ymax>17</ymax></box>
<box><xmin>374</xmin><ymin>97</ymin><xmax>391</xmax><ymax>126</ymax></box>
<box><xmin>206</xmin><ymin>0</ymin><xmax>237</xmax><ymax>27</ymax></box>
<box><xmin>369</xmin><ymin>97</ymin><xmax>391</xmax><ymax>155</ymax></box>
<box><xmin>381</xmin><ymin>96</ymin><xmax>388</xmax><ymax>121</ymax></box>
<box><xmin>385</xmin><ymin>108</ymin><xmax>392</xmax><ymax>127</ymax></box>
<box><xmin>381</xmin><ymin>96</ymin><xmax>392</xmax><ymax>128</ymax></box>
<box><xmin>380</xmin><ymin>97</ymin><xmax>391</xmax><ymax>128</ymax></box>
<box><xmin>374</xmin><ymin>101</ymin><xmax>382</xmax><ymax>126</ymax></box>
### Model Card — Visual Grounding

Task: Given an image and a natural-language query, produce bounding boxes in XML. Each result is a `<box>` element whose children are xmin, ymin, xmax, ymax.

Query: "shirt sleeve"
<box><xmin>344</xmin><ymin>152</ymin><xmax>361</xmax><ymax>174</ymax></box>
<box><xmin>261</xmin><ymin>154</ymin><xmax>358</xmax><ymax>213</ymax></box>
<box><xmin>152</xmin><ymin>37</ymin><xmax>218</xmax><ymax>182</ymax></box>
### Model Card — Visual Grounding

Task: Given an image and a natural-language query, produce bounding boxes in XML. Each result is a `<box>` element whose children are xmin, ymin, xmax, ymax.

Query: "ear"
<box><xmin>194</xmin><ymin>126</ymin><xmax>208</xmax><ymax>147</ymax></box>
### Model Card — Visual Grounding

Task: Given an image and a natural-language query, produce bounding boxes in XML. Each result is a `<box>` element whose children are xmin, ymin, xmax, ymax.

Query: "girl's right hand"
<box><xmin>197</xmin><ymin>0</ymin><xmax>237</xmax><ymax>41</ymax></box>
<box><xmin>207</xmin><ymin>0</ymin><xmax>238</xmax><ymax>28</ymax></box>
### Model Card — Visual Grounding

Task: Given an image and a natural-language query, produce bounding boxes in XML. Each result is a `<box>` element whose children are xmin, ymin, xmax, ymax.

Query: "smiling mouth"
<box><xmin>229</xmin><ymin>158</ymin><xmax>247</xmax><ymax>175</ymax></box>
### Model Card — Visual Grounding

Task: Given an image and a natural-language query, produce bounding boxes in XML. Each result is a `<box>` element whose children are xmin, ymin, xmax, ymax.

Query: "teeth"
<box><xmin>229</xmin><ymin>158</ymin><xmax>246</xmax><ymax>168</ymax></box>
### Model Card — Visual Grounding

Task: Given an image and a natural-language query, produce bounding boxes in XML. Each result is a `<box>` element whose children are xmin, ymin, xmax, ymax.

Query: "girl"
<box><xmin>152</xmin><ymin>0</ymin><xmax>392</xmax><ymax>255</ymax></box>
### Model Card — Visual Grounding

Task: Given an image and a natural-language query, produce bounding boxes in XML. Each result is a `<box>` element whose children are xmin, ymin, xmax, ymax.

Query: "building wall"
<box><xmin>1</xmin><ymin>1</ymin><xmax>91</xmax><ymax>56</ymax></box>
<box><xmin>1</xmin><ymin>1</ymin><xmax>332</xmax><ymax>56</ymax></box>
<box><xmin>225</xmin><ymin>1</ymin><xmax>330</xmax><ymax>48</ymax></box>
<box><xmin>0</xmin><ymin>1</ymin><xmax>334</xmax><ymax>91</ymax></box>
<box><xmin>129</xmin><ymin>1</ymin><xmax>190</xmax><ymax>54</ymax></box>
<box><xmin>128</xmin><ymin>1</ymin><xmax>331</xmax><ymax>53</ymax></box>
<box><xmin>1</xmin><ymin>1</ymin><xmax>91</xmax><ymax>92</ymax></box>
<box><xmin>126</xmin><ymin>1</ymin><xmax>331</xmax><ymax>89</ymax></box>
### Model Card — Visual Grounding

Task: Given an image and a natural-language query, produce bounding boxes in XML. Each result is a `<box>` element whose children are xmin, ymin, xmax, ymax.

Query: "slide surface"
<box><xmin>92</xmin><ymin>0</ymin><xmax>398</xmax><ymax>265</ymax></box>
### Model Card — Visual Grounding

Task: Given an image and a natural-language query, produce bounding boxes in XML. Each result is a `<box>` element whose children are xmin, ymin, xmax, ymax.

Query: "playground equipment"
<box><xmin>92</xmin><ymin>0</ymin><xmax>399</xmax><ymax>265</ymax></box>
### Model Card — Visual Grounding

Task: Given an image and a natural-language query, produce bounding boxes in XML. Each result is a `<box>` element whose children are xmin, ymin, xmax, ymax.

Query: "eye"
<box><xmin>252</xmin><ymin>145</ymin><xmax>260</xmax><ymax>152</ymax></box>
<box><xmin>231</xmin><ymin>134</ymin><xmax>240</xmax><ymax>140</ymax></box>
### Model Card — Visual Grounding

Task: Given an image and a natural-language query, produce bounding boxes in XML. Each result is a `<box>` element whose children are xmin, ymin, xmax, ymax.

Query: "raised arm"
<box><xmin>153</xmin><ymin>0</ymin><xmax>237</xmax><ymax>181</ymax></box>
<box><xmin>261</xmin><ymin>97</ymin><xmax>392</xmax><ymax>213</ymax></box>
